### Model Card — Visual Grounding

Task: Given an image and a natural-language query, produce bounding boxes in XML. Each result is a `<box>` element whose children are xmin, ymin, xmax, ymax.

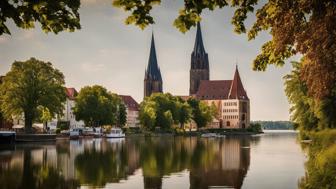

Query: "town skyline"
<box><xmin>0</xmin><ymin>0</ymin><xmax>296</xmax><ymax>121</ymax></box>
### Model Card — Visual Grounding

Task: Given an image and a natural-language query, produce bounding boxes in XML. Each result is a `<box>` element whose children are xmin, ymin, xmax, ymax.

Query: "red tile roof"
<box><xmin>196</xmin><ymin>80</ymin><xmax>231</xmax><ymax>100</ymax></box>
<box><xmin>228</xmin><ymin>67</ymin><xmax>249</xmax><ymax>100</ymax></box>
<box><xmin>196</xmin><ymin>67</ymin><xmax>248</xmax><ymax>100</ymax></box>
<box><xmin>65</xmin><ymin>88</ymin><xmax>78</xmax><ymax>100</ymax></box>
<box><xmin>196</xmin><ymin>80</ymin><xmax>232</xmax><ymax>100</ymax></box>
<box><xmin>119</xmin><ymin>95</ymin><xmax>139</xmax><ymax>111</ymax></box>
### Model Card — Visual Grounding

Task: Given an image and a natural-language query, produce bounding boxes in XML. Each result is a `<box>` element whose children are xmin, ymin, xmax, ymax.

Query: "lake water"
<box><xmin>0</xmin><ymin>131</ymin><xmax>306</xmax><ymax>189</ymax></box>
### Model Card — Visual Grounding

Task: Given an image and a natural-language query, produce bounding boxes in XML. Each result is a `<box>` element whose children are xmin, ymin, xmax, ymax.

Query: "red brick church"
<box><xmin>144</xmin><ymin>23</ymin><xmax>250</xmax><ymax>129</ymax></box>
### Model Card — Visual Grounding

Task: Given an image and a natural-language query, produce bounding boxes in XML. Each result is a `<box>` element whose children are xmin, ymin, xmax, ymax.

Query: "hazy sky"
<box><xmin>0</xmin><ymin>0</ymin><xmax>298</xmax><ymax>121</ymax></box>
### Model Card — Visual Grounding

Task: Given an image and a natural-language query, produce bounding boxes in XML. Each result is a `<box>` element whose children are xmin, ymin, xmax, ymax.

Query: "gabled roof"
<box><xmin>119</xmin><ymin>95</ymin><xmax>139</xmax><ymax>111</ymax></box>
<box><xmin>196</xmin><ymin>80</ymin><xmax>232</xmax><ymax>100</ymax></box>
<box><xmin>145</xmin><ymin>33</ymin><xmax>162</xmax><ymax>81</ymax></box>
<box><xmin>193</xmin><ymin>22</ymin><xmax>206</xmax><ymax>55</ymax></box>
<box><xmin>65</xmin><ymin>88</ymin><xmax>78</xmax><ymax>100</ymax></box>
<box><xmin>228</xmin><ymin>66</ymin><xmax>249</xmax><ymax>100</ymax></box>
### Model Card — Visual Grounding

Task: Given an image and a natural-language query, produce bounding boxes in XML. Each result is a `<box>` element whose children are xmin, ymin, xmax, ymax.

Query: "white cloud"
<box><xmin>80</xmin><ymin>62</ymin><xmax>105</xmax><ymax>72</ymax></box>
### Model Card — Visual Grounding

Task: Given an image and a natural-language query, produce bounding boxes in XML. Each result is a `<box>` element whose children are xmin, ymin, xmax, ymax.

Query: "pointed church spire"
<box><xmin>228</xmin><ymin>66</ymin><xmax>248</xmax><ymax>99</ymax></box>
<box><xmin>145</xmin><ymin>32</ymin><xmax>162</xmax><ymax>81</ymax></box>
<box><xmin>193</xmin><ymin>22</ymin><xmax>206</xmax><ymax>55</ymax></box>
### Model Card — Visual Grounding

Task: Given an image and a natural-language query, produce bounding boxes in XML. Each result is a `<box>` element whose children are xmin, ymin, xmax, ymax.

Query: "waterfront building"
<box><xmin>57</xmin><ymin>88</ymin><xmax>84</xmax><ymax>129</ymax></box>
<box><xmin>143</xmin><ymin>23</ymin><xmax>250</xmax><ymax>129</ymax></box>
<box><xmin>191</xmin><ymin>23</ymin><xmax>250</xmax><ymax>129</ymax></box>
<box><xmin>119</xmin><ymin>95</ymin><xmax>140</xmax><ymax>128</ymax></box>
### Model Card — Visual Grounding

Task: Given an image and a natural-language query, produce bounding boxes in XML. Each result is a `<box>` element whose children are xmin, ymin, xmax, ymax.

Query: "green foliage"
<box><xmin>56</xmin><ymin>128</ymin><xmax>61</xmax><ymax>134</ymax></box>
<box><xmin>299</xmin><ymin>130</ymin><xmax>336</xmax><ymax>189</ymax></box>
<box><xmin>139</xmin><ymin>93</ymin><xmax>215</xmax><ymax>131</ymax></box>
<box><xmin>73</xmin><ymin>85</ymin><xmax>124</xmax><ymax>127</ymax></box>
<box><xmin>187</xmin><ymin>98</ymin><xmax>216</xmax><ymax>129</ymax></box>
<box><xmin>114</xmin><ymin>0</ymin><xmax>336</xmax><ymax>100</ymax></box>
<box><xmin>176</xmin><ymin>99</ymin><xmax>192</xmax><ymax>129</ymax></box>
<box><xmin>247</xmin><ymin>123</ymin><xmax>262</xmax><ymax>133</ymax></box>
<box><xmin>139</xmin><ymin>93</ymin><xmax>180</xmax><ymax>130</ymax></box>
<box><xmin>0</xmin><ymin>58</ymin><xmax>66</xmax><ymax>132</ymax></box>
<box><xmin>57</xmin><ymin>121</ymin><xmax>69</xmax><ymax>131</ymax></box>
<box><xmin>0</xmin><ymin>0</ymin><xmax>81</xmax><ymax>35</ymax></box>
<box><xmin>252</xmin><ymin>121</ymin><xmax>294</xmax><ymax>130</ymax></box>
<box><xmin>117</xmin><ymin>102</ymin><xmax>127</xmax><ymax>127</ymax></box>
<box><xmin>284</xmin><ymin>61</ymin><xmax>336</xmax><ymax>131</ymax></box>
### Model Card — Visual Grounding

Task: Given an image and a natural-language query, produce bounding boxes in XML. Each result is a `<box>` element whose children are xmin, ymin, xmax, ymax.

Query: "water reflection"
<box><xmin>0</xmin><ymin>136</ymin><xmax>257</xmax><ymax>189</ymax></box>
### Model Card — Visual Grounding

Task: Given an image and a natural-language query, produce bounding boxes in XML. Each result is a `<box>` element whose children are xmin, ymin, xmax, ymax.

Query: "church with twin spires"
<box><xmin>144</xmin><ymin>23</ymin><xmax>250</xmax><ymax>129</ymax></box>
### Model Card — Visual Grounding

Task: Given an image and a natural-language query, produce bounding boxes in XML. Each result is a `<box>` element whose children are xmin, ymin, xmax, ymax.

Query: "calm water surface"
<box><xmin>0</xmin><ymin>131</ymin><xmax>305</xmax><ymax>189</ymax></box>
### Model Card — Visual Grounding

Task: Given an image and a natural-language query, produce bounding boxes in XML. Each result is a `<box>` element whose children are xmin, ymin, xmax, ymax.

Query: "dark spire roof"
<box><xmin>193</xmin><ymin>22</ymin><xmax>206</xmax><ymax>55</ymax></box>
<box><xmin>145</xmin><ymin>33</ymin><xmax>162</xmax><ymax>81</ymax></box>
<box><xmin>228</xmin><ymin>66</ymin><xmax>249</xmax><ymax>100</ymax></box>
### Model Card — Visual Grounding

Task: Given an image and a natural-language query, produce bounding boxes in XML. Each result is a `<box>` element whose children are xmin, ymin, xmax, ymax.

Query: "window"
<box><xmin>226</xmin><ymin>121</ymin><xmax>230</xmax><ymax>126</ymax></box>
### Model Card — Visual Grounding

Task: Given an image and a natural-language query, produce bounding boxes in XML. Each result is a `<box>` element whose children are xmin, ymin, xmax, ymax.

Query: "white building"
<box><xmin>60</xmin><ymin>88</ymin><xmax>85</xmax><ymax>129</ymax></box>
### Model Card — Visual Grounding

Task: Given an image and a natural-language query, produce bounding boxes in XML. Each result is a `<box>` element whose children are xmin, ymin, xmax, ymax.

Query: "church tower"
<box><xmin>144</xmin><ymin>33</ymin><xmax>163</xmax><ymax>98</ymax></box>
<box><xmin>189</xmin><ymin>22</ymin><xmax>210</xmax><ymax>95</ymax></box>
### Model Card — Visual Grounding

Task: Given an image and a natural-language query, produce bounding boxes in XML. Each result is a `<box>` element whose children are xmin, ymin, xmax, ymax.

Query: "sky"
<box><xmin>0</xmin><ymin>0</ymin><xmax>298</xmax><ymax>121</ymax></box>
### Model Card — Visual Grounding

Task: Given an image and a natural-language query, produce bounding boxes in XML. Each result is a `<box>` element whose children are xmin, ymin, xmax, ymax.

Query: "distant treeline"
<box><xmin>252</xmin><ymin>121</ymin><xmax>294</xmax><ymax>130</ymax></box>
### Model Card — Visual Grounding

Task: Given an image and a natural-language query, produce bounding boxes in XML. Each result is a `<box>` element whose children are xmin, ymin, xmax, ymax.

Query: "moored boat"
<box><xmin>105</xmin><ymin>128</ymin><xmax>125</xmax><ymax>138</ymax></box>
<box><xmin>69</xmin><ymin>129</ymin><xmax>80</xmax><ymax>140</ymax></box>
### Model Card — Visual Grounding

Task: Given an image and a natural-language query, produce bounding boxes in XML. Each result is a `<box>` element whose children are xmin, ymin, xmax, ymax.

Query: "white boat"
<box><xmin>93</xmin><ymin>127</ymin><xmax>103</xmax><ymax>138</ymax></box>
<box><xmin>69</xmin><ymin>129</ymin><xmax>80</xmax><ymax>140</ymax></box>
<box><xmin>201</xmin><ymin>133</ymin><xmax>225</xmax><ymax>138</ymax></box>
<box><xmin>201</xmin><ymin>133</ymin><xmax>218</xmax><ymax>138</ymax></box>
<box><xmin>105</xmin><ymin>128</ymin><xmax>125</xmax><ymax>138</ymax></box>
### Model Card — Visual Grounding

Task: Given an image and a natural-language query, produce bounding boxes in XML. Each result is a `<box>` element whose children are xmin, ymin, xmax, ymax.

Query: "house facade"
<box><xmin>119</xmin><ymin>95</ymin><xmax>140</xmax><ymax>128</ymax></box>
<box><xmin>59</xmin><ymin>88</ymin><xmax>85</xmax><ymax>129</ymax></box>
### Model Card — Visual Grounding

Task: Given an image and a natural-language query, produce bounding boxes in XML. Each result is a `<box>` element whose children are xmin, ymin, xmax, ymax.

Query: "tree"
<box><xmin>284</xmin><ymin>61</ymin><xmax>336</xmax><ymax>131</ymax></box>
<box><xmin>113</xmin><ymin>0</ymin><xmax>336</xmax><ymax>99</ymax></box>
<box><xmin>117</xmin><ymin>102</ymin><xmax>127</xmax><ymax>127</ymax></box>
<box><xmin>139</xmin><ymin>93</ymin><xmax>179</xmax><ymax>130</ymax></box>
<box><xmin>0</xmin><ymin>0</ymin><xmax>81</xmax><ymax>35</ymax></box>
<box><xmin>0</xmin><ymin>58</ymin><xmax>66</xmax><ymax>132</ymax></box>
<box><xmin>73</xmin><ymin>85</ymin><xmax>122</xmax><ymax>127</ymax></box>
<box><xmin>176</xmin><ymin>99</ymin><xmax>192</xmax><ymax>130</ymax></box>
<box><xmin>38</xmin><ymin>106</ymin><xmax>53</xmax><ymax>132</ymax></box>
<box><xmin>139</xmin><ymin>100</ymin><xmax>157</xmax><ymax>130</ymax></box>
<box><xmin>187</xmin><ymin>98</ymin><xmax>215</xmax><ymax>130</ymax></box>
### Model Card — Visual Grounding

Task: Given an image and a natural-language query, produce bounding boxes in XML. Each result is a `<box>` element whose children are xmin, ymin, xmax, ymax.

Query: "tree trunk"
<box><xmin>24</xmin><ymin>112</ymin><xmax>33</xmax><ymax>133</ymax></box>
<box><xmin>44</xmin><ymin>121</ymin><xmax>48</xmax><ymax>133</ymax></box>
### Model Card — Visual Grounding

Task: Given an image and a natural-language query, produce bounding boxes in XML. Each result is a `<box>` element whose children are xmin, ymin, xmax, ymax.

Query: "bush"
<box><xmin>299</xmin><ymin>130</ymin><xmax>336</xmax><ymax>189</ymax></box>
<box><xmin>57</xmin><ymin>121</ymin><xmax>70</xmax><ymax>131</ymax></box>
<box><xmin>247</xmin><ymin>123</ymin><xmax>262</xmax><ymax>133</ymax></box>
